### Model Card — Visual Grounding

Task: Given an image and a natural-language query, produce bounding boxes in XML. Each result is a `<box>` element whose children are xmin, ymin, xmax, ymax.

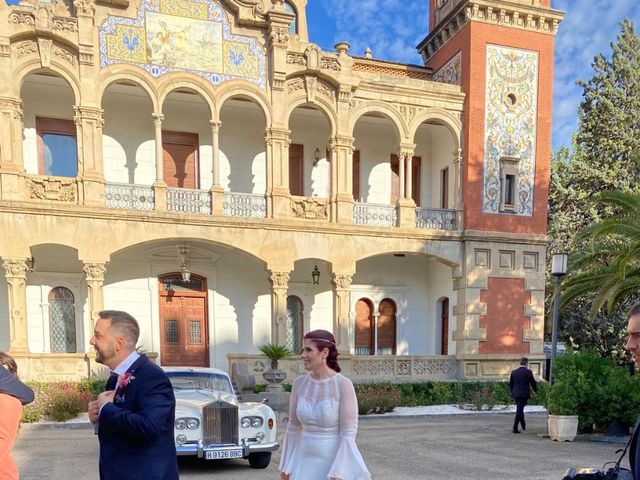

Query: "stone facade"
<box><xmin>0</xmin><ymin>0</ymin><xmax>562</xmax><ymax>381</ymax></box>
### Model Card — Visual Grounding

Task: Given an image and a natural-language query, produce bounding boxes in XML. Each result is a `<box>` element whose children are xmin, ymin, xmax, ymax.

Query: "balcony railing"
<box><xmin>223</xmin><ymin>192</ymin><xmax>267</xmax><ymax>218</ymax></box>
<box><xmin>105</xmin><ymin>183</ymin><xmax>154</xmax><ymax>210</ymax></box>
<box><xmin>353</xmin><ymin>202</ymin><xmax>397</xmax><ymax>227</ymax></box>
<box><xmin>167</xmin><ymin>187</ymin><xmax>211</xmax><ymax>214</ymax></box>
<box><xmin>416</xmin><ymin>207</ymin><xmax>457</xmax><ymax>230</ymax></box>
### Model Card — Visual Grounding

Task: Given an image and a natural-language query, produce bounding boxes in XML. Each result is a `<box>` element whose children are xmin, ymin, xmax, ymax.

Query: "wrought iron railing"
<box><xmin>167</xmin><ymin>188</ymin><xmax>211</xmax><ymax>214</ymax></box>
<box><xmin>415</xmin><ymin>207</ymin><xmax>457</xmax><ymax>230</ymax></box>
<box><xmin>105</xmin><ymin>183</ymin><xmax>155</xmax><ymax>211</ymax></box>
<box><xmin>223</xmin><ymin>192</ymin><xmax>267</xmax><ymax>218</ymax></box>
<box><xmin>353</xmin><ymin>202</ymin><xmax>397</xmax><ymax>227</ymax></box>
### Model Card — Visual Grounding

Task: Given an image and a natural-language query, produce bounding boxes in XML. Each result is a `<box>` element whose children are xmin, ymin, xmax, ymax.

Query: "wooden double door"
<box><xmin>159</xmin><ymin>274</ymin><xmax>209</xmax><ymax>367</ymax></box>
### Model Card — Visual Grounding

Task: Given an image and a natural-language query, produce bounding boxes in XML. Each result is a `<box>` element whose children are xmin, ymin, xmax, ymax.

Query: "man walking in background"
<box><xmin>509</xmin><ymin>357</ymin><xmax>537</xmax><ymax>434</ymax></box>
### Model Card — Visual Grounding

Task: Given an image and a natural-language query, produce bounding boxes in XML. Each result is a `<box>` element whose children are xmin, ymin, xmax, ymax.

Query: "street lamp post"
<box><xmin>549</xmin><ymin>252</ymin><xmax>568</xmax><ymax>385</ymax></box>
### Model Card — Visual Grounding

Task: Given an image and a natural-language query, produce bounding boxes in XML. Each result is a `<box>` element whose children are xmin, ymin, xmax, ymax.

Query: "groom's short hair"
<box><xmin>99</xmin><ymin>310</ymin><xmax>140</xmax><ymax>349</ymax></box>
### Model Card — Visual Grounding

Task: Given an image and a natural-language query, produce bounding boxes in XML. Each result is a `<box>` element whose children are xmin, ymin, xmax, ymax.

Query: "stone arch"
<box><xmin>15</xmin><ymin>62</ymin><xmax>80</xmax><ymax>104</ymax></box>
<box><xmin>409</xmin><ymin>107</ymin><xmax>462</xmax><ymax>149</ymax></box>
<box><xmin>216</xmin><ymin>81</ymin><xmax>272</xmax><ymax>124</ymax></box>
<box><xmin>95</xmin><ymin>66</ymin><xmax>159</xmax><ymax>111</ymax></box>
<box><xmin>348</xmin><ymin>101</ymin><xmax>407</xmax><ymax>141</ymax></box>
<box><xmin>157</xmin><ymin>73</ymin><xmax>216</xmax><ymax>116</ymax></box>
<box><xmin>284</xmin><ymin>95</ymin><xmax>337</xmax><ymax>137</ymax></box>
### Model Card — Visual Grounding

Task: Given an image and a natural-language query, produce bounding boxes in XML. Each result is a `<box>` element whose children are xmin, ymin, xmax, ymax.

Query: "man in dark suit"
<box><xmin>625</xmin><ymin>303</ymin><xmax>640</xmax><ymax>479</ymax></box>
<box><xmin>88</xmin><ymin>310</ymin><xmax>178</xmax><ymax>480</ymax></box>
<box><xmin>509</xmin><ymin>356</ymin><xmax>537</xmax><ymax>433</ymax></box>
<box><xmin>0</xmin><ymin>363</ymin><xmax>34</xmax><ymax>404</ymax></box>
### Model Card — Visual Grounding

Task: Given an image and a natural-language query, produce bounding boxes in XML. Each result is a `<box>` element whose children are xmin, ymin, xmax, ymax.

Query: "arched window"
<box><xmin>377</xmin><ymin>298</ymin><xmax>397</xmax><ymax>355</ymax></box>
<box><xmin>49</xmin><ymin>287</ymin><xmax>76</xmax><ymax>353</ymax></box>
<box><xmin>354</xmin><ymin>298</ymin><xmax>374</xmax><ymax>355</ymax></box>
<box><xmin>284</xmin><ymin>1</ymin><xmax>297</xmax><ymax>34</ymax></box>
<box><xmin>286</xmin><ymin>295</ymin><xmax>303</xmax><ymax>354</ymax></box>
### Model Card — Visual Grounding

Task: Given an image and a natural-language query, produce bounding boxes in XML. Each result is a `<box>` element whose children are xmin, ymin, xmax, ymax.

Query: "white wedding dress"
<box><xmin>279</xmin><ymin>373</ymin><xmax>371</xmax><ymax>480</ymax></box>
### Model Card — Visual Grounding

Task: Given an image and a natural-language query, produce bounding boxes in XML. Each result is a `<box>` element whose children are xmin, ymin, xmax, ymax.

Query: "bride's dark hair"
<box><xmin>303</xmin><ymin>330</ymin><xmax>341</xmax><ymax>373</ymax></box>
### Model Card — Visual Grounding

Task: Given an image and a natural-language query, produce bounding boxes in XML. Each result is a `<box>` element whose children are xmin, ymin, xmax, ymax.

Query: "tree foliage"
<box><xmin>547</xmin><ymin>20</ymin><xmax>640</xmax><ymax>359</ymax></box>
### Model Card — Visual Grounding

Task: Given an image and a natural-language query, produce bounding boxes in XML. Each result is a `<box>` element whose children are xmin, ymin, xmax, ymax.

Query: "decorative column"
<box><xmin>332</xmin><ymin>273</ymin><xmax>352</xmax><ymax>352</ymax></box>
<box><xmin>3</xmin><ymin>259</ymin><xmax>29</xmax><ymax>354</ymax></box>
<box><xmin>152</xmin><ymin>113</ymin><xmax>166</xmax><ymax>211</ymax></box>
<box><xmin>268</xmin><ymin>271</ymin><xmax>290</xmax><ymax>346</ymax></box>
<box><xmin>83</xmin><ymin>262</ymin><xmax>106</xmax><ymax>337</ymax></box>
<box><xmin>73</xmin><ymin>106</ymin><xmax>105</xmax><ymax>206</ymax></box>
<box><xmin>265</xmin><ymin>128</ymin><xmax>291</xmax><ymax>219</ymax></box>
<box><xmin>329</xmin><ymin>135</ymin><xmax>355</xmax><ymax>224</ymax></box>
<box><xmin>397</xmin><ymin>143</ymin><xmax>416</xmax><ymax>228</ymax></box>
<box><xmin>0</xmin><ymin>97</ymin><xmax>25</xmax><ymax>200</ymax></box>
<box><xmin>453</xmin><ymin>148</ymin><xmax>463</xmax><ymax>228</ymax></box>
<box><xmin>209</xmin><ymin>120</ymin><xmax>224</xmax><ymax>215</ymax></box>
<box><xmin>406</xmin><ymin>152</ymin><xmax>413</xmax><ymax>200</ymax></box>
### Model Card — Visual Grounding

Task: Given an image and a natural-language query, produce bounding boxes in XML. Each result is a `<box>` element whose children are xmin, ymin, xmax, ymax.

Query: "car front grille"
<box><xmin>203</xmin><ymin>400</ymin><xmax>239</xmax><ymax>446</ymax></box>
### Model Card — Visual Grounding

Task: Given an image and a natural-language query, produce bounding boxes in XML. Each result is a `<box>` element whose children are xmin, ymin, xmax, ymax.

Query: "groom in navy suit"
<box><xmin>88</xmin><ymin>310</ymin><xmax>178</xmax><ymax>480</ymax></box>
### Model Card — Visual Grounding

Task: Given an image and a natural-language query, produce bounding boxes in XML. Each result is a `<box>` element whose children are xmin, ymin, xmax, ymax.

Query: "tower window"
<box><xmin>500</xmin><ymin>157</ymin><xmax>519</xmax><ymax>213</ymax></box>
<box><xmin>284</xmin><ymin>1</ymin><xmax>297</xmax><ymax>35</ymax></box>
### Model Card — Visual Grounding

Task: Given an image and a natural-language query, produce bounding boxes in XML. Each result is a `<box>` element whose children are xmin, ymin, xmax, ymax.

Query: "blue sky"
<box><xmin>305</xmin><ymin>0</ymin><xmax>640</xmax><ymax>151</ymax></box>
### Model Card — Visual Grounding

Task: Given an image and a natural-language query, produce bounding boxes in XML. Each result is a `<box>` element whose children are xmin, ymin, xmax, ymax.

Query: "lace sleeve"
<box><xmin>278</xmin><ymin>375</ymin><xmax>303</xmax><ymax>474</ymax></box>
<box><xmin>327</xmin><ymin>375</ymin><xmax>371</xmax><ymax>480</ymax></box>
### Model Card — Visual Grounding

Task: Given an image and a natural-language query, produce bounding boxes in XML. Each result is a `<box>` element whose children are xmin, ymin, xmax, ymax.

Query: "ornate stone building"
<box><xmin>0</xmin><ymin>0</ymin><xmax>563</xmax><ymax>381</ymax></box>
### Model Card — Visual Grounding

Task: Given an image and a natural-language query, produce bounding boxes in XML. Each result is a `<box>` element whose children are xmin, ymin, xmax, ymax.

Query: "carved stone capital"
<box><xmin>83</xmin><ymin>262</ymin><xmax>106</xmax><ymax>282</ymax></box>
<box><xmin>73</xmin><ymin>106</ymin><xmax>105</xmax><ymax>128</ymax></box>
<box><xmin>269</xmin><ymin>271</ymin><xmax>290</xmax><ymax>290</ymax></box>
<box><xmin>73</xmin><ymin>0</ymin><xmax>96</xmax><ymax>16</ymax></box>
<box><xmin>3</xmin><ymin>259</ymin><xmax>28</xmax><ymax>280</ymax></box>
<box><xmin>209</xmin><ymin>120</ymin><xmax>222</xmax><ymax>131</ymax></box>
<box><xmin>332</xmin><ymin>274</ymin><xmax>352</xmax><ymax>291</ymax></box>
<box><xmin>152</xmin><ymin>112</ymin><xmax>164</xmax><ymax>126</ymax></box>
<box><xmin>269</xmin><ymin>26</ymin><xmax>289</xmax><ymax>48</ymax></box>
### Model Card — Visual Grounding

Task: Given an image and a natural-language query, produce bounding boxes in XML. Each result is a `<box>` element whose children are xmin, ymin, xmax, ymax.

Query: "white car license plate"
<box><xmin>205</xmin><ymin>449</ymin><xmax>243</xmax><ymax>460</ymax></box>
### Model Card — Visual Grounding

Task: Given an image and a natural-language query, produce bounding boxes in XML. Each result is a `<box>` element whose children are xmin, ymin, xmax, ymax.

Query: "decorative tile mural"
<box><xmin>432</xmin><ymin>51</ymin><xmax>461</xmax><ymax>85</ymax></box>
<box><xmin>482</xmin><ymin>45</ymin><xmax>538</xmax><ymax>215</ymax></box>
<box><xmin>99</xmin><ymin>0</ymin><xmax>266</xmax><ymax>88</ymax></box>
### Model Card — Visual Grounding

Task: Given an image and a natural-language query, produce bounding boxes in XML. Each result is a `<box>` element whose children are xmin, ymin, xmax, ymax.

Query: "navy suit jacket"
<box><xmin>630</xmin><ymin>420</ymin><xmax>640</xmax><ymax>480</ymax></box>
<box><xmin>509</xmin><ymin>366</ymin><xmax>537</xmax><ymax>400</ymax></box>
<box><xmin>98</xmin><ymin>355</ymin><xmax>178</xmax><ymax>480</ymax></box>
<box><xmin>0</xmin><ymin>364</ymin><xmax>34</xmax><ymax>405</ymax></box>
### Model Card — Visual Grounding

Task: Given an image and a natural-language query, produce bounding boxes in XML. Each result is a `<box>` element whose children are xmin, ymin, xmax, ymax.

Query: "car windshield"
<box><xmin>166</xmin><ymin>372</ymin><xmax>234</xmax><ymax>394</ymax></box>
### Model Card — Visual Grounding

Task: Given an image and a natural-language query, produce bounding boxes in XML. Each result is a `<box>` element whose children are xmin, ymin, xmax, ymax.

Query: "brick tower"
<box><xmin>418</xmin><ymin>0</ymin><xmax>565</xmax><ymax>376</ymax></box>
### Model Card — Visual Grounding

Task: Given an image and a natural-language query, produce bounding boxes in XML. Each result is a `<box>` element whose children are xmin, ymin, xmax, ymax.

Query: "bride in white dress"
<box><xmin>279</xmin><ymin>330</ymin><xmax>371</xmax><ymax>480</ymax></box>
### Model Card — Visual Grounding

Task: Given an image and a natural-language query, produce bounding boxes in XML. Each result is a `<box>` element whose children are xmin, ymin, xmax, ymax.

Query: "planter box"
<box><xmin>548</xmin><ymin>414</ymin><xmax>579</xmax><ymax>441</ymax></box>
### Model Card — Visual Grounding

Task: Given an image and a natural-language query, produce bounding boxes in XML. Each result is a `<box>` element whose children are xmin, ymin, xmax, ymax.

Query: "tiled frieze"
<box><xmin>482</xmin><ymin>45</ymin><xmax>538</xmax><ymax>215</ymax></box>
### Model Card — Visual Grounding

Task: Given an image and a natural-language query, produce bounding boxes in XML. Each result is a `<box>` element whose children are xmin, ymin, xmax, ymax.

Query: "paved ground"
<box><xmin>15</xmin><ymin>413</ymin><xmax>628</xmax><ymax>479</ymax></box>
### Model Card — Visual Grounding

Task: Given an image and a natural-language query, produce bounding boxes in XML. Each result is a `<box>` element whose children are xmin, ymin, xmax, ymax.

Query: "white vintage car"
<box><xmin>164</xmin><ymin>367</ymin><xmax>279</xmax><ymax>469</ymax></box>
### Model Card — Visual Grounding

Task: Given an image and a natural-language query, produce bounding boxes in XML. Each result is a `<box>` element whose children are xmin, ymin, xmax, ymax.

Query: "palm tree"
<box><xmin>560</xmin><ymin>190</ymin><xmax>640</xmax><ymax>317</ymax></box>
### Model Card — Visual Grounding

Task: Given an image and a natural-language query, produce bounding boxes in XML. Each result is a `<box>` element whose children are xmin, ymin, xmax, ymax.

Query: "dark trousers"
<box><xmin>513</xmin><ymin>398</ymin><xmax>528</xmax><ymax>430</ymax></box>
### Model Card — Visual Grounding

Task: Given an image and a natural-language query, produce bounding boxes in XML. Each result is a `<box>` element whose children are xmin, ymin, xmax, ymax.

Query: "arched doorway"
<box><xmin>378</xmin><ymin>298</ymin><xmax>397</xmax><ymax>355</ymax></box>
<box><xmin>158</xmin><ymin>273</ymin><xmax>209</xmax><ymax>366</ymax></box>
<box><xmin>286</xmin><ymin>295</ymin><xmax>304</xmax><ymax>354</ymax></box>
<box><xmin>354</xmin><ymin>298</ymin><xmax>374</xmax><ymax>355</ymax></box>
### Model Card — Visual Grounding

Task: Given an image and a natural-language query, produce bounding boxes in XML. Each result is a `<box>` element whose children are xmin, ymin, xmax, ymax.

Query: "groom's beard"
<box><xmin>95</xmin><ymin>344</ymin><xmax>115</xmax><ymax>366</ymax></box>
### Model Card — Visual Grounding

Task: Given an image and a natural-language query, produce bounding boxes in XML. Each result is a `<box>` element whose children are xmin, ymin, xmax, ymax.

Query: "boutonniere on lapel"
<box><xmin>115</xmin><ymin>372</ymin><xmax>135</xmax><ymax>402</ymax></box>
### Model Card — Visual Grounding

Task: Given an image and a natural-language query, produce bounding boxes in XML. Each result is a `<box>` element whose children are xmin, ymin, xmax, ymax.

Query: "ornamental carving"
<box><xmin>53</xmin><ymin>17</ymin><xmax>78</xmax><ymax>33</ymax></box>
<box><xmin>9</xmin><ymin>12</ymin><xmax>35</xmax><ymax>28</ymax></box>
<box><xmin>269</xmin><ymin>271</ymin><xmax>290</xmax><ymax>289</ymax></box>
<box><xmin>352</xmin><ymin>359</ymin><xmax>394</xmax><ymax>376</ymax></box>
<box><xmin>332</xmin><ymin>274</ymin><xmax>352</xmax><ymax>291</ymax></box>
<box><xmin>3</xmin><ymin>260</ymin><xmax>28</xmax><ymax>279</ymax></box>
<box><xmin>28</xmin><ymin>177</ymin><xmax>77</xmax><ymax>203</ymax></box>
<box><xmin>53</xmin><ymin>45</ymin><xmax>76</xmax><ymax>66</ymax></box>
<box><xmin>15</xmin><ymin>41</ymin><xmax>39</xmax><ymax>59</ymax></box>
<box><xmin>286</xmin><ymin>78</ymin><xmax>305</xmax><ymax>94</ymax></box>
<box><xmin>432</xmin><ymin>51</ymin><xmax>461</xmax><ymax>85</ymax></box>
<box><xmin>83</xmin><ymin>263</ymin><xmax>106</xmax><ymax>282</ymax></box>
<box><xmin>269</xmin><ymin>27</ymin><xmax>289</xmax><ymax>47</ymax></box>
<box><xmin>73</xmin><ymin>0</ymin><xmax>96</xmax><ymax>16</ymax></box>
<box><xmin>291</xmin><ymin>197</ymin><xmax>328</xmax><ymax>220</ymax></box>
<box><xmin>321</xmin><ymin>57</ymin><xmax>340</xmax><ymax>71</ymax></box>
<box><xmin>317</xmin><ymin>82</ymin><xmax>335</xmax><ymax>102</ymax></box>
<box><xmin>286</xmin><ymin>53</ymin><xmax>306</xmax><ymax>66</ymax></box>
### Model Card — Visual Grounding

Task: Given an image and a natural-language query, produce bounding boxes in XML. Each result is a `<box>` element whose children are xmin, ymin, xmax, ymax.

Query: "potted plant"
<box><xmin>258</xmin><ymin>343</ymin><xmax>293</xmax><ymax>392</ymax></box>
<box><xmin>546</xmin><ymin>378</ymin><xmax>579</xmax><ymax>441</ymax></box>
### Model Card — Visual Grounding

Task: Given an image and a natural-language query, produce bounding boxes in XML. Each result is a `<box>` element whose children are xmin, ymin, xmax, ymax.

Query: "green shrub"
<box><xmin>46</xmin><ymin>382</ymin><xmax>92</xmax><ymax>422</ymax></box>
<box><xmin>459</xmin><ymin>387</ymin><xmax>498</xmax><ymax>411</ymax></box>
<box><xmin>22</xmin><ymin>381</ymin><xmax>50</xmax><ymax>423</ymax></box>
<box><xmin>355</xmin><ymin>383</ymin><xmax>402</xmax><ymax>414</ymax></box>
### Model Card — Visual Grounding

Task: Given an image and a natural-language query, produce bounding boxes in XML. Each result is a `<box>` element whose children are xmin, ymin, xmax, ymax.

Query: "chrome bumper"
<box><xmin>176</xmin><ymin>441</ymin><xmax>279</xmax><ymax>458</ymax></box>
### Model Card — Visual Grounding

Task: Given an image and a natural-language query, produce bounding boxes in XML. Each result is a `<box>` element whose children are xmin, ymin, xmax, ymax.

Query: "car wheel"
<box><xmin>248</xmin><ymin>452</ymin><xmax>271</xmax><ymax>469</ymax></box>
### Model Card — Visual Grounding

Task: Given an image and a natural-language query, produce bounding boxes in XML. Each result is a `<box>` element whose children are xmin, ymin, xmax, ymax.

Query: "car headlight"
<box><xmin>187</xmin><ymin>418</ymin><xmax>199</xmax><ymax>430</ymax></box>
<box><xmin>241</xmin><ymin>417</ymin><xmax>252</xmax><ymax>428</ymax></box>
<box><xmin>175</xmin><ymin>418</ymin><xmax>187</xmax><ymax>430</ymax></box>
<box><xmin>251</xmin><ymin>417</ymin><xmax>263</xmax><ymax>428</ymax></box>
